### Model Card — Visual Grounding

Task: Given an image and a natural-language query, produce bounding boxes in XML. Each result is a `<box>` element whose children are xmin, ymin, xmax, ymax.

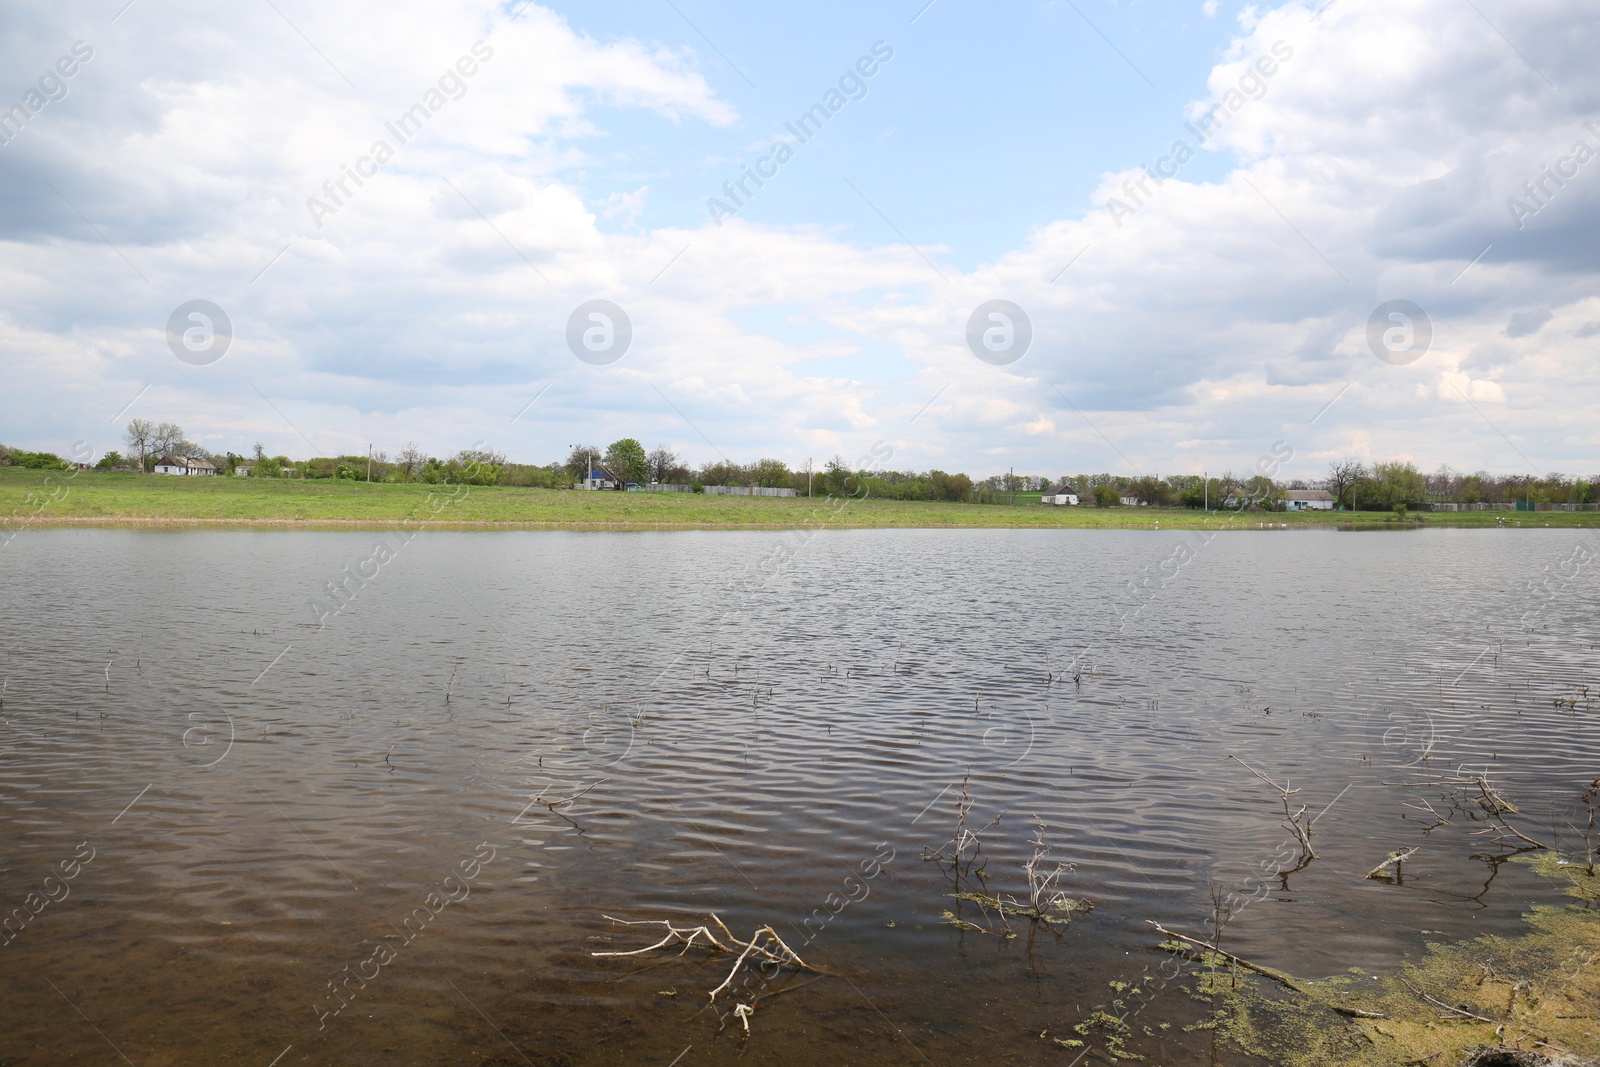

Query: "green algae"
<box><xmin>1188</xmin><ymin>863</ymin><xmax>1600</xmax><ymax>1066</ymax></box>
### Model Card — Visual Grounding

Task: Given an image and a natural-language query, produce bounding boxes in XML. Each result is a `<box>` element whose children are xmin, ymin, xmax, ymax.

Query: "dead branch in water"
<box><xmin>922</xmin><ymin>769</ymin><xmax>1004</xmax><ymax>876</ymax></box>
<box><xmin>534</xmin><ymin>778</ymin><xmax>606</xmax><ymax>810</ymax></box>
<box><xmin>1151</xmin><ymin>920</ymin><xmax>1312</xmax><ymax>994</ymax></box>
<box><xmin>591</xmin><ymin>915</ymin><xmax>734</xmax><ymax>958</ymax></box>
<box><xmin>1399</xmin><ymin>979</ymin><xmax>1575</xmax><ymax>1057</ymax></box>
<box><xmin>1228</xmin><ymin>755</ymin><xmax>1319</xmax><ymax>886</ymax></box>
<box><xmin>1150</xmin><ymin>922</ymin><xmax>1385</xmax><ymax>1018</ymax></box>
<box><xmin>1365</xmin><ymin>847</ymin><xmax>1421</xmax><ymax>880</ymax></box>
<box><xmin>953</xmin><ymin>816</ymin><xmax>1092</xmax><ymax>931</ymax></box>
<box><xmin>1395</xmin><ymin>770</ymin><xmax>1551</xmax><ymax>851</ymax></box>
<box><xmin>924</xmin><ymin>787</ymin><xmax>1090</xmax><ymax>937</ymax></box>
<box><xmin>592</xmin><ymin>913</ymin><xmax>823</xmax><ymax>1033</ymax></box>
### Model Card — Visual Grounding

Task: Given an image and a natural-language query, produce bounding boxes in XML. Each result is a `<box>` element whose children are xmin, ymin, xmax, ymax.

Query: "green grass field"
<box><xmin>1</xmin><ymin>468</ymin><xmax>1594</xmax><ymax>531</ymax></box>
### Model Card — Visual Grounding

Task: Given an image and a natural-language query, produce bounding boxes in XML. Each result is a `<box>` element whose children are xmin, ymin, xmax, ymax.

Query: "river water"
<box><xmin>1</xmin><ymin>527</ymin><xmax>1596</xmax><ymax>1065</ymax></box>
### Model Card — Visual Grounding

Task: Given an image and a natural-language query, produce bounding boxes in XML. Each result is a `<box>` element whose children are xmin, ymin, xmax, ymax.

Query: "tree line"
<box><xmin>3</xmin><ymin>425</ymin><xmax>1593</xmax><ymax>510</ymax></box>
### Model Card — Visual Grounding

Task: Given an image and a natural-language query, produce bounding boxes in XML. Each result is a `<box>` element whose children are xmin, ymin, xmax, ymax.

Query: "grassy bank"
<box><xmin>3</xmin><ymin>469</ymin><xmax>1597</xmax><ymax>530</ymax></box>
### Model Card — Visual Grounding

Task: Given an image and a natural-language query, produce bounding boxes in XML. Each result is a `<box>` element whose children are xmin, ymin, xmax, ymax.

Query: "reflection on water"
<box><xmin>1</xmin><ymin>527</ymin><xmax>1596</xmax><ymax>1064</ymax></box>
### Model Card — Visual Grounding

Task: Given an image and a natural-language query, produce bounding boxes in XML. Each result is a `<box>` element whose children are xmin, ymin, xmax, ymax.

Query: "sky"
<box><xmin>1</xmin><ymin>0</ymin><xmax>1597</xmax><ymax>482</ymax></box>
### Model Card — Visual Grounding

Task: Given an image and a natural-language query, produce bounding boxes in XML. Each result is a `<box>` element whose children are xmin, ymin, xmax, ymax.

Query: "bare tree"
<box><xmin>647</xmin><ymin>445</ymin><xmax>679</xmax><ymax>484</ymax></box>
<box><xmin>566</xmin><ymin>444</ymin><xmax>602</xmax><ymax>481</ymax></box>
<box><xmin>150</xmin><ymin>422</ymin><xmax>185</xmax><ymax>460</ymax></box>
<box><xmin>396</xmin><ymin>442</ymin><xmax>426</xmax><ymax>481</ymax></box>
<box><xmin>1426</xmin><ymin>463</ymin><xmax>1458</xmax><ymax>500</ymax></box>
<box><xmin>125</xmin><ymin>419</ymin><xmax>155</xmax><ymax>471</ymax></box>
<box><xmin>252</xmin><ymin>441</ymin><xmax>266</xmax><ymax>461</ymax></box>
<box><xmin>1323</xmin><ymin>458</ymin><xmax>1366</xmax><ymax>509</ymax></box>
<box><xmin>171</xmin><ymin>438</ymin><xmax>210</xmax><ymax>460</ymax></box>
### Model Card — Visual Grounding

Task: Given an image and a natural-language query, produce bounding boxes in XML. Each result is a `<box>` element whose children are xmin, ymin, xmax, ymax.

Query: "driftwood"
<box><xmin>592</xmin><ymin>913</ymin><xmax>822</xmax><ymax>1030</ymax></box>
<box><xmin>1366</xmin><ymin>847</ymin><xmax>1422</xmax><ymax>879</ymax></box>
<box><xmin>1150</xmin><ymin>921</ymin><xmax>1385</xmax><ymax>1018</ymax></box>
<box><xmin>1397</xmin><ymin>772</ymin><xmax>1550</xmax><ymax>851</ymax></box>
<box><xmin>1151</xmin><ymin>921</ymin><xmax>1312</xmax><ymax>993</ymax></box>
<box><xmin>1400</xmin><ymin>979</ymin><xmax>1576</xmax><ymax>1058</ymax></box>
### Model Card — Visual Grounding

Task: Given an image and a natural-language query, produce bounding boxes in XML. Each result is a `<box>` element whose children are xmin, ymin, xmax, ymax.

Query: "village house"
<box><xmin>1283</xmin><ymin>489</ymin><xmax>1334</xmax><ymax>511</ymax></box>
<box><xmin>153</xmin><ymin>455</ymin><xmax>219</xmax><ymax>476</ymax></box>
<box><xmin>1040</xmin><ymin>482</ymin><xmax>1081</xmax><ymax>506</ymax></box>
<box><xmin>579</xmin><ymin>466</ymin><xmax>619</xmax><ymax>490</ymax></box>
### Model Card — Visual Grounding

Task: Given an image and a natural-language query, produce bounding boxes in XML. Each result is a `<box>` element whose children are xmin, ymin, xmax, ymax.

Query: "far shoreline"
<box><xmin>3</xmin><ymin>470</ymin><xmax>1594</xmax><ymax>533</ymax></box>
<box><xmin>9</xmin><ymin>514</ymin><xmax>1596</xmax><ymax>534</ymax></box>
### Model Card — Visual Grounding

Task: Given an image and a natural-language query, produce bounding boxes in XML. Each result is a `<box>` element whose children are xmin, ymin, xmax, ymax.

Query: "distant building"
<box><xmin>153</xmin><ymin>455</ymin><xmax>218</xmax><ymax>476</ymax></box>
<box><xmin>234</xmin><ymin>464</ymin><xmax>253</xmax><ymax>477</ymax></box>
<box><xmin>1041</xmin><ymin>482</ymin><xmax>1080</xmax><ymax>506</ymax></box>
<box><xmin>579</xmin><ymin>466</ymin><xmax>619</xmax><ymax>490</ymax></box>
<box><xmin>1284</xmin><ymin>489</ymin><xmax>1334</xmax><ymax>511</ymax></box>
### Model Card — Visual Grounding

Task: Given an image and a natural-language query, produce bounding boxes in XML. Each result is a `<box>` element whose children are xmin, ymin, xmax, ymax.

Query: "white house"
<box><xmin>1284</xmin><ymin>489</ymin><xmax>1334</xmax><ymax>510</ymax></box>
<box><xmin>1041</xmin><ymin>482</ymin><xmax>1080</xmax><ymax>506</ymax></box>
<box><xmin>153</xmin><ymin>455</ymin><xmax>218</xmax><ymax>476</ymax></box>
<box><xmin>234</xmin><ymin>464</ymin><xmax>253</xmax><ymax>477</ymax></box>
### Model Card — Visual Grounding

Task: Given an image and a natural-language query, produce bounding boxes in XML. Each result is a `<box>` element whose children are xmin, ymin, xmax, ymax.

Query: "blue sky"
<box><xmin>569</xmin><ymin>0</ymin><xmax>1241</xmax><ymax>263</ymax></box>
<box><xmin>2</xmin><ymin>0</ymin><xmax>1597</xmax><ymax>481</ymax></box>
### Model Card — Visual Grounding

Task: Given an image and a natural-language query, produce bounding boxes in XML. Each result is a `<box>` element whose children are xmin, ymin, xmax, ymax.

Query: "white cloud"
<box><xmin>3</xmin><ymin>0</ymin><xmax>1599</xmax><ymax>482</ymax></box>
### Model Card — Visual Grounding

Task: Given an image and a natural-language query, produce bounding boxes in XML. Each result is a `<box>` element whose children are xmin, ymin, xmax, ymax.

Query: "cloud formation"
<box><xmin>1</xmin><ymin>0</ymin><xmax>1596</xmax><ymax>482</ymax></box>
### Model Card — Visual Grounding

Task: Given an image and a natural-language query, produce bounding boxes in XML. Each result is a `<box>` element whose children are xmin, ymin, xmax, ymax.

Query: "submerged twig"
<box><xmin>1395</xmin><ymin>771</ymin><xmax>1551</xmax><ymax>851</ymax></box>
<box><xmin>535</xmin><ymin>778</ymin><xmax>606</xmax><ymax>809</ymax></box>
<box><xmin>1228</xmin><ymin>755</ymin><xmax>1318</xmax><ymax>860</ymax></box>
<box><xmin>593</xmin><ymin>913</ymin><xmax>823</xmax><ymax>1034</ymax></box>
<box><xmin>1151</xmin><ymin>921</ymin><xmax>1312</xmax><ymax>995</ymax></box>
<box><xmin>1365</xmin><ymin>847</ymin><xmax>1421</xmax><ymax>880</ymax></box>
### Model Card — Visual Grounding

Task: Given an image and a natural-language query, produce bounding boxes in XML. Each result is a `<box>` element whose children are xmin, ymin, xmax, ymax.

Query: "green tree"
<box><xmin>452</xmin><ymin>449</ymin><xmax>505</xmax><ymax>486</ymax></box>
<box><xmin>96</xmin><ymin>450</ymin><xmax>125</xmax><ymax>470</ymax></box>
<box><xmin>1240</xmin><ymin>474</ymin><xmax>1282</xmax><ymax>509</ymax></box>
<box><xmin>604</xmin><ymin>438</ymin><xmax>649</xmax><ymax>485</ymax></box>
<box><xmin>1131</xmin><ymin>476</ymin><xmax>1171</xmax><ymax>506</ymax></box>
<box><xmin>753</xmin><ymin>457</ymin><xmax>791</xmax><ymax>487</ymax></box>
<box><xmin>928</xmin><ymin>470</ymin><xmax>973</xmax><ymax>501</ymax></box>
<box><xmin>1093</xmin><ymin>485</ymin><xmax>1120</xmax><ymax>507</ymax></box>
<box><xmin>1371</xmin><ymin>461</ymin><xmax>1425</xmax><ymax>509</ymax></box>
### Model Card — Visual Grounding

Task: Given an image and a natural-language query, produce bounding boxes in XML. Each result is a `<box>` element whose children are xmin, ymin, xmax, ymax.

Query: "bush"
<box><xmin>9</xmin><ymin>449</ymin><xmax>68</xmax><ymax>470</ymax></box>
<box><xmin>1092</xmin><ymin>485</ymin><xmax>1120</xmax><ymax>507</ymax></box>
